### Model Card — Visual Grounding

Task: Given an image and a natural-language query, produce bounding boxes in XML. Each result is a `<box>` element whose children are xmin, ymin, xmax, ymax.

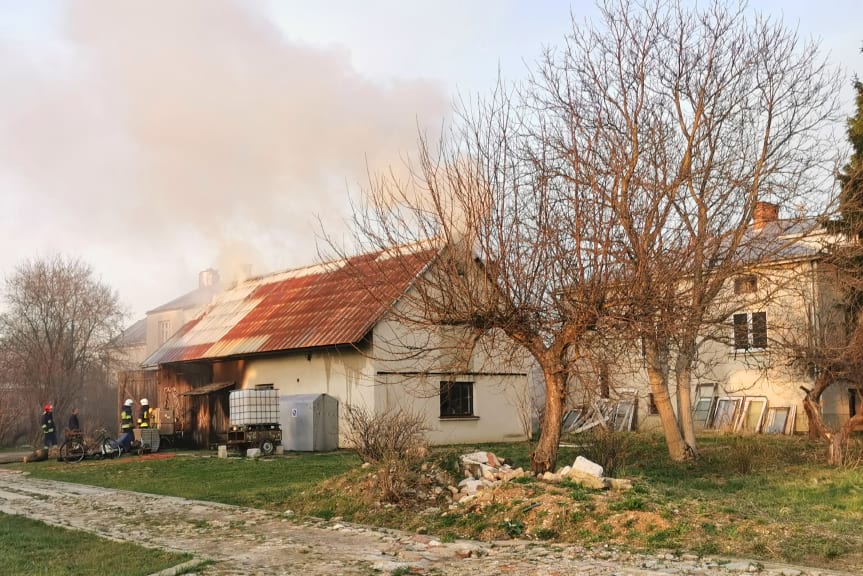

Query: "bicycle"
<box><xmin>60</xmin><ymin>427</ymin><xmax>122</xmax><ymax>463</ymax></box>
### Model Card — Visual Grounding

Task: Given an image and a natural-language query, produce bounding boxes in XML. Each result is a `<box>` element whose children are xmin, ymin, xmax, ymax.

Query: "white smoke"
<box><xmin>0</xmin><ymin>0</ymin><xmax>448</xmax><ymax>315</ymax></box>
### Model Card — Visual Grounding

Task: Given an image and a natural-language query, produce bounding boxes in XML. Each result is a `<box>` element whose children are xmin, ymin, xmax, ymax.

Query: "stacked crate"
<box><xmin>229</xmin><ymin>389</ymin><xmax>280</xmax><ymax>426</ymax></box>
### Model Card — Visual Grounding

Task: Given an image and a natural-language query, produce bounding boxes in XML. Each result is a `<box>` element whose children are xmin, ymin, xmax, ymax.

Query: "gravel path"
<box><xmin>0</xmin><ymin>469</ymin><xmax>854</xmax><ymax>576</ymax></box>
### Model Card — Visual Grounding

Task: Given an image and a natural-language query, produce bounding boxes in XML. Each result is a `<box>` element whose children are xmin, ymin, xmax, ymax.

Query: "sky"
<box><xmin>0</xmin><ymin>0</ymin><xmax>861</xmax><ymax>323</ymax></box>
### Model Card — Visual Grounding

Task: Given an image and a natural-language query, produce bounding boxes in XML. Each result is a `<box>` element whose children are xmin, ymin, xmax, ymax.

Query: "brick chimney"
<box><xmin>753</xmin><ymin>201</ymin><xmax>779</xmax><ymax>230</ymax></box>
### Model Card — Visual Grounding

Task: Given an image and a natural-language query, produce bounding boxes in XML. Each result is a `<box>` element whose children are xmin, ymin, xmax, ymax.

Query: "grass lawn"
<box><xmin>14</xmin><ymin>434</ymin><xmax>863</xmax><ymax>571</ymax></box>
<box><xmin>0</xmin><ymin>512</ymin><xmax>192</xmax><ymax>576</ymax></box>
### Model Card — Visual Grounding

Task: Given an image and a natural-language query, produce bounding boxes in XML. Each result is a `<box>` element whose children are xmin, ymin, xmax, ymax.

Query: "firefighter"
<box><xmin>138</xmin><ymin>398</ymin><xmax>154</xmax><ymax>429</ymax></box>
<box><xmin>40</xmin><ymin>403</ymin><xmax>57</xmax><ymax>449</ymax></box>
<box><xmin>118</xmin><ymin>398</ymin><xmax>134</xmax><ymax>451</ymax></box>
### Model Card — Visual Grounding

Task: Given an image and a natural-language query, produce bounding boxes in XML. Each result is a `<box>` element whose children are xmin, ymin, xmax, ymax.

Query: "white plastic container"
<box><xmin>229</xmin><ymin>389</ymin><xmax>280</xmax><ymax>426</ymax></box>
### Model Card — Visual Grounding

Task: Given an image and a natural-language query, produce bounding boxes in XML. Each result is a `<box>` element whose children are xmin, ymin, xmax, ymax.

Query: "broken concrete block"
<box><xmin>608</xmin><ymin>478</ymin><xmax>633</xmax><ymax>491</ymax></box>
<box><xmin>567</xmin><ymin>470</ymin><xmax>608</xmax><ymax>490</ymax></box>
<box><xmin>500</xmin><ymin>467</ymin><xmax>526</xmax><ymax>482</ymax></box>
<box><xmin>573</xmin><ymin>455</ymin><xmax>604</xmax><ymax>478</ymax></box>
<box><xmin>457</xmin><ymin>478</ymin><xmax>484</xmax><ymax>495</ymax></box>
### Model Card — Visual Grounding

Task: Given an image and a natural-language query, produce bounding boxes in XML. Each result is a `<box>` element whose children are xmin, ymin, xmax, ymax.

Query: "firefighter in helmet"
<box><xmin>41</xmin><ymin>403</ymin><xmax>57</xmax><ymax>449</ymax></box>
<box><xmin>138</xmin><ymin>398</ymin><xmax>154</xmax><ymax>429</ymax></box>
<box><xmin>118</xmin><ymin>398</ymin><xmax>134</xmax><ymax>451</ymax></box>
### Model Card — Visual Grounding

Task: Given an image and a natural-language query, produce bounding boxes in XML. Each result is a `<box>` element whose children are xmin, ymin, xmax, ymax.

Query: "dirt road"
<box><xmin>0</xmin><ymin>469</ymin><xmax>852</xmax><ymax>576</ymax></box>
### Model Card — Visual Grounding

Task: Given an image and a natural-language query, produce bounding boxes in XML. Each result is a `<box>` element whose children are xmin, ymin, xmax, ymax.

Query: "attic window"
<box><xmin>734</xmin><ymin>275</ymin><xmax>758</xmax><ymax>295</ymax></box>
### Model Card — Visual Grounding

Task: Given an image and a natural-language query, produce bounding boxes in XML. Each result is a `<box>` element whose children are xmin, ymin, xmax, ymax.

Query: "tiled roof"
<box><xmin>735</xmin><ymin>217</ymin><xmax>833</xmax><ymax>265</ymax></box>
<box><xmin>144</xmin><ymin>242</ymin><xmax>439</xmax><ymax>366</ymax></box>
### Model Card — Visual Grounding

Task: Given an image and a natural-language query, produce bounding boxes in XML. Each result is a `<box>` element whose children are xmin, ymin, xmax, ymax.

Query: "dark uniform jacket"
<box><xmin>120</xmin><ymin>406</ymin><xmax>133</xmax><ymax>431</ymax></box>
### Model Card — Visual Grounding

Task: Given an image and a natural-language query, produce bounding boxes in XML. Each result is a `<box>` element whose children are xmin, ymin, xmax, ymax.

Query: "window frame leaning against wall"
<box><xmin>439</xmin><ymin>380</ymin><xmax>475</xmax><ymax>419</ymax></box>
<box><xmin>732</xmin><ymin>311</ymin><xmax>768</xmax><ymax>351</ymax></box>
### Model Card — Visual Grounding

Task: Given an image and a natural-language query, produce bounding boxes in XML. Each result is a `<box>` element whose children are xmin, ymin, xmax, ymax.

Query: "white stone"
<box><xmin>457</xmin><ymin>478</ymin><xmax>483</xmax><ymax>495</ymax></box>
<box><xmin>246</xmin><ymin>448</ymin><xmax>261</xmax><ymax>458</ymax></box>
<box><xmin>275</xmin><ymin>445</ymin><xmax>284</xmax><ymax>455</ymax></box>
<box><xmin>217</xmin><ymin>445</ymin><xmax>228</xmax><ymax>459</ymax></box>
<box><xmin>573</xmin><ymin>455</ymin><xmax>604</xmax><ymax>478</ymax></box>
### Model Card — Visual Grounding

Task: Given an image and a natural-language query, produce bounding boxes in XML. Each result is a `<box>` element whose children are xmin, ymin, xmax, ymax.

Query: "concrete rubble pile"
<box><xmin>451</xmin><ymin>452</ymin><xmax>631</xmax><ymax>503</ymax></box>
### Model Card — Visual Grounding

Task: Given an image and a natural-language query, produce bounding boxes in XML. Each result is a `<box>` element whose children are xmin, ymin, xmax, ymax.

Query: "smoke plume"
<box><xmin>0</xmin><ymin>0</ymin><xmax>447</xmax><ymax>315</ymax></box>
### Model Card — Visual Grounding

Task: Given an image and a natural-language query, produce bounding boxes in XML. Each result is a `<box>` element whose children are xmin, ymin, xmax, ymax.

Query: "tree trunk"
<box><xmin>802</xmin><ymin>381</ymin><xmax>863</xmax><ymax>465</ymax></box>
<box><xmin>802</xmin><ymin>388</ymin><xmax>828</xmax><ymax>441</ymax></box>
<box><xmin>828</xmin><ymin>413</ymin><xmax>863</xmax><ymax>465</ymax></box>
<box><xmin>675</xmin><ymin>350</ymin><xmax>699</xmax><ymax>458</ymax></box>
<box><xmin>531</xmin><ymin>368</ymin><xmax>566</xmax><ymax>474</ymax></box>
<box><xmin>644</xmin><ymin>342</ymin><xmax>689</xmax><ymax>461</ymax></box>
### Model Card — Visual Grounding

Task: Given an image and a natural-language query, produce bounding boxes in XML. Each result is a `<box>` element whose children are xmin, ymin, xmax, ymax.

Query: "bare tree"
<box><xmin>342</xmin><ymin>0</ymin><xmax>839</xmax><ymax>470</ymax></box>
<box><xmin>341</xmin><ymin>83</ymin><xmax>620</xmax><ymax>473</ymax></box>
<box><xmin>526</xmin><ymin>0</ymin><xmax>839</xmax><ymax>460</ymax></box>
<box><xmin>0</xmin><ymin>255</ymin><xmax>126</xmax><ymax>443</ymax></box>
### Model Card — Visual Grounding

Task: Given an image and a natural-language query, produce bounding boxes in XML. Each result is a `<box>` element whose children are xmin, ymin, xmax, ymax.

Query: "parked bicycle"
<box><xmin>60</xmin><ymin>427</ymin><xmax>122</xmax><ymax>463</ymax></box>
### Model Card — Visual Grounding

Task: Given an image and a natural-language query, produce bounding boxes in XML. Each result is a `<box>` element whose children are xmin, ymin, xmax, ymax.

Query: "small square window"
<box><xmin>440</xmin><ymin>381</ymin><xmax>474</xmax><ymax>417</ymax></box>
<box><xmin>734</xmin><ymin>275</ymin><xmax>758</xmax><ymax>295</ymax></box>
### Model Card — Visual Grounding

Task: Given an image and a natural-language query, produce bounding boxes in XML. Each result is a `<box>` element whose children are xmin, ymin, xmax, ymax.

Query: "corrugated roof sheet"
<box><xmin>144</xmin><ymin>241</ymin><xmax>439</xmax><ymax>366</ymax></box>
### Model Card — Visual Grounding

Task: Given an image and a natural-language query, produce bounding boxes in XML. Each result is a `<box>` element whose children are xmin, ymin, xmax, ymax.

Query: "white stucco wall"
<box><xmin>607</xmin><ymin>257</ymin><xmax>848</xmax><ymax>434</ymax></box>
<box><xmin>375</xmin><ymin>372</ymin><xmax>530</xmax><ymax>445</ymax></box>
<box><xmin>239</xmin><ymin>342</ymin><xmax>530</xmax><ymax>447</ymax></box>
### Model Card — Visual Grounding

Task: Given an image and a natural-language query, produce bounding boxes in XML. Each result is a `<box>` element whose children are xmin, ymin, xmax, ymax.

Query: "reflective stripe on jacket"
<box><xmin>121</xmin><ymin>406</ymin><xmax>133</xmax><ymax>430</ymax></box>
<box><xmin>138</xmin><ymin>407</ymin><xmax>153</xmax><ymax>428</ymax></box>
<box><xmin>41</xmin><ymin>412</ymin><xmax>55</xmax><ymax>433</ymax></box>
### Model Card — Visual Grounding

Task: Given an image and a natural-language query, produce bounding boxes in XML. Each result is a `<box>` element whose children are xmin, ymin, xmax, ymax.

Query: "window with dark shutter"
<box><xmin>732</xmin><ymin>312</ymin><xmax>768</xmax><ymax>350</ymax></box>
<box><xmin>751</xmin><ymin>312</ymin><xmax>768</xmax><ymax>348</ymax></box>
<box><xmin>733</xmin><ymin>313</ymin><xmax>750</xmax><ymax>349</ymax></box>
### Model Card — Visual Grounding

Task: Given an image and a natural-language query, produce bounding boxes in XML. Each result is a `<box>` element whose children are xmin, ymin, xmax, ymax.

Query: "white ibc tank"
<box><xmin>229</xmin><ymin>389</ymin><xmax>280</xmax><ymax>426</ymax></box>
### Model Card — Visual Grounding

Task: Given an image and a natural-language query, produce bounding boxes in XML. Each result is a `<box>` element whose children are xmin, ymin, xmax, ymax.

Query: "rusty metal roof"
<box><xmin>144</xmin><ymin>242</ymin><xmax>439</xmax><ymax>366</ymax></box>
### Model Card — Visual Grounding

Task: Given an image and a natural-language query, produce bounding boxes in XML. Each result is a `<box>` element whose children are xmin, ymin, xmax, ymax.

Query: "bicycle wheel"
<box><xmin>60</xmin><ymin>440</ymin><xmax>86</xmax><ymax>463</ymax></box>
<box><xmin>101</xmin><ymin>438</ymin><xmax>122</xmax><ymax>459</ymax></box>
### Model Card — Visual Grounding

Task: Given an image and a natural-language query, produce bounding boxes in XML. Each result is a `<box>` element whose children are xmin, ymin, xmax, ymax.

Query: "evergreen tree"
<box><xmin>839</xmin><ymin>48</ymin><xmax>863</xmax><ymax>234</ymax></box>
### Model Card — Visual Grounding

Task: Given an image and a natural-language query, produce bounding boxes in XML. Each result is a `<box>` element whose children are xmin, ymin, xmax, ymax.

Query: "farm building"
<box><xmin>138</xmin><ymin>241</ymin><xmax>532</xmax><ymax>449</ymax></box>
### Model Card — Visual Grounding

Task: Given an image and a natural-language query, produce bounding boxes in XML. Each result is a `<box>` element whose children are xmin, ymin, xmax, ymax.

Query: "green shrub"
<box><xmin>501</xmin><ymin>519</ymin><xmax>525</xmax><ymax>537</ymax></box>
<box><xmin>534</xmin><ymin>528</ymin><xmax>559</xmax><ymax>540</ymax></box>
<box><xmin>609</xmin><ymin>495</ymin><xmax>647</xmax><ymax>511</ymax></box>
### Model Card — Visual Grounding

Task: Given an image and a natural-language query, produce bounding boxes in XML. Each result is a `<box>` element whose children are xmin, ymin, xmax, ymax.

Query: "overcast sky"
<box><xmin>1</xmin><ymin>0</ymin><xmax>861</xmax><ymax>322</ymax></box>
